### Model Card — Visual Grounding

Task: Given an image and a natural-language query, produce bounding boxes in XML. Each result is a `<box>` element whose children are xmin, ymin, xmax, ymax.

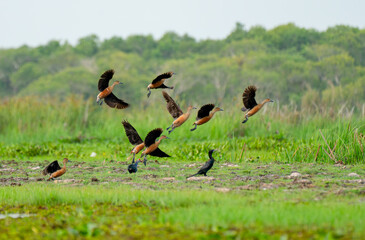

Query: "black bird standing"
<box><xmin>128</xmin><ymin>159</ymin><xmax>143</xmax><ymax>174</ymax></box>
<box><xmin>187</xmin><ymin>149</ymin><xmax>217</xmax><ymax>178</ymax></box>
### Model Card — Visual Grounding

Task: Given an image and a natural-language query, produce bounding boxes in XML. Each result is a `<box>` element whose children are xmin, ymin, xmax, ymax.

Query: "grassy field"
<box><xmin>0</xmin><ymin>96</ymin><xmax>365</xmax><ymax>239</ymax></box>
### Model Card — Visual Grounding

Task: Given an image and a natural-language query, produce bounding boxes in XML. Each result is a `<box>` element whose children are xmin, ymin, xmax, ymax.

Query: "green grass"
<box><xmin>1</xmin><ymin>96</ymin><xmax>364</xmax><ymax>164</ymax></box>
<box><xmin>1</xmin><ymin>96</ymin><xmax>365</xmax><ymax>239</ymax></box>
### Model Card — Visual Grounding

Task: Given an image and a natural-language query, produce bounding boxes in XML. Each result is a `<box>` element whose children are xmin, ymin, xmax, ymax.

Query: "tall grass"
<box><xmin>0</xmin><ymin>96</ymin><xmax>364</xmax><ymax>163</ymax></box>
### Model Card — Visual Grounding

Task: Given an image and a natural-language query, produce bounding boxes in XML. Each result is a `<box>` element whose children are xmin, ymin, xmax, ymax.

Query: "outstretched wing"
<box><xmin>242</xmin><ymin>85</ymin><xmax>258</xmax><ymax>109</ymax></box>
<box><xmin>149</xmin><ymin>148</ymin><xmax>171</xmax><ymax>157</ymax></box>
<box><xmin>122</xmin><ymin>120</ymin><xmax>143</xmax><ymax>145</ymax></box>
<box><xmin>144</xmin><ymin>128</ymin><xmax>163</xmax><ymax>147</ymax></box>
<box><xmin>42</xmin><ymin>160</ymin><xmax>61</xmax><ymax>175</ymax></box>
<box><xmin>162</xmin><ymin>91</ymin><xmax>183</xmax><ymax>119</ymax></box>
<box><xmin>197</xmin><ymin>104</ymin><xmax>215</xmax><ymax>120</ymax></box>
<box><xmin>151</xmin><ymin>72</ymin><xmax>174</xmax><ymax>84</ymax></box>
<box><xmin>98</xmin><ymin>69</ymin><xmax>114</xmax><ymax>91</ymax></box>
<box><xmin>104</xmin><ymin>93</ymin><xmax>129</xmax><ymax>109</ymax></box>
<box><xmin>157</xmin><ymin>84</ymin><xmax>172</xmax><ymax>89</ymax></box>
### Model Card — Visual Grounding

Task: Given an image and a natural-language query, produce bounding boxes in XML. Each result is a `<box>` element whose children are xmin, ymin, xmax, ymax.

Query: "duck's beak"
<box><xmin>192</xmin><ymin>107</ymin><xmax>197</xmax><ymax>109</ymax></box>
<box><xmin>220</xmin><ymin>109</ymin><xmax>224</xmax><ymax>111</ymax></box>
<box><xmin>270</xmin><ymin>100</ymin><xmax>274</xmax><ymax>102</ymax></box>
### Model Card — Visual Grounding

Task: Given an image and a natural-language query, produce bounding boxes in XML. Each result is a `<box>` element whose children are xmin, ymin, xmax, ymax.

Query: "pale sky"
<box><xmin>0</xmin><ymin>0</ymin><xmax>364</xmax><ymax>48</ymax></box>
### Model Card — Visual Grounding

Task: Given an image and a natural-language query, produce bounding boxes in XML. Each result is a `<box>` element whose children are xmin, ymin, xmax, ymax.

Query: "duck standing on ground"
<box><xmin>187</xmin><ymin>149</ymin><xmax>217</xmax><ymax>178</ymax></box>
<box><xmin>42</xmin><ymin>158</ymin><xmax>71</xmax><ymax>181</ymax></box>
<box><xmin>241</xmin><ymin>85</ymin><xmax>273</xmax><ymax>123</ymax></box>
<box><xmin>147</xmin><ymin>72</ymin><xmax>175</xmax><ymax>98</ymax></box>
<box><xmin>162</xmin><ymin>91</ymin><xmax>196</xmax><ymax>134</ymax></box>
<box><xmin>191</xmin><ymin>104</ymin><xmax>223</xmax><ymax>131</ymax></box>
<box><xmin>140</xmin><ymin>128</ymin><xmax>170</xmax><ymax>165</ymax></box>
<box><xmin>122</xmin><ymin>120</ymin><xmax>145</xmax><ymax>162</ymax></box>
<box><xmin>96</xmin><ymin>69</ymin><xmax>129</xmax><ymax>109</ymax></box>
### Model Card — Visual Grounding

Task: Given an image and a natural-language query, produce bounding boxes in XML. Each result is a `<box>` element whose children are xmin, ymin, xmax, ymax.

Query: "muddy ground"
<box><xmin>1</xmin><ymin>159</ymin><xmax>364</xmax><ymax>194</ymax></box>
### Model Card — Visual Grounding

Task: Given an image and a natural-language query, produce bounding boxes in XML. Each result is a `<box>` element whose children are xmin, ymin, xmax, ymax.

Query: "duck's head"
<box><xmin>264</xmin><ymin>98</ymin><xmax>274</xmax><ymax>104</ymax></box>
<box><xmin>214</xmin><ymin>107</ymin><xmax>224</xmax><ymax>112</ymax></box>
<box><xmin>187</xmin><ymin>106</ymin><xmax>197</xmax><ymax>111</ymax></box>
<box><xmin>63</xmin><ymin>158</ymin><xmax>70</xmax><ymax>163</ymax></box>
<box><xmin>114</xmin><ymin>81</ymin><xmax>122</xmax><ymax>85</ymax></box>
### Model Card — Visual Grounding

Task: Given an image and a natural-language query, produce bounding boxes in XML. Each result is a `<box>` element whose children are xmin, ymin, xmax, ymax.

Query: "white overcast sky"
<box><xmin>0</xmin><ymin>0</ymin><xmax>364</xmax><ymax>48</ymax></box>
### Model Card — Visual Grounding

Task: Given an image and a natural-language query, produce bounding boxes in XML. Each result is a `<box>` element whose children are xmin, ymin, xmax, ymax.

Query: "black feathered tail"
<box><xmin>186</xmin><ymin>173</ymin><xmax>199</xmax><ymax>179</ymax></box>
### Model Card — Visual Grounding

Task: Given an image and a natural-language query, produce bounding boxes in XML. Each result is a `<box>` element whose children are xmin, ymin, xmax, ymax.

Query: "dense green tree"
<box><xmin>100</xmin><ymin>36</ymin><xmax>125</xmax><ymax>51</ymax></box>
<box><xmin>20</xmin><ymin>67</ymin><xmax>96</xmax><ymax>97</ymax></box>
<box><xmin>322</xmin><ymin>25</ymin><xmax>365</xmax><ymax>66</ymax></box>
<box><xmin>226</xmin><ymin>22</ymin><xmax>247</xmax><ymax>42</ymax></box>
<box><xmin>74</xmin><ymin>35</ymin><xmax>99</xmax><ymax>57</ymax></box>
<box><xmin>0</xmin><ymin>23</ymin><xmax>364</xmax><ymax>112</ymax></box>
<box><xmin>10</xmin><ymin>62</ymin><xmax>44</xmax><ymax>92</ymax></box>
<box><xmin>265</xmin><ymin>23</ymin><xmax>320</xmax><ymax>50</ymax></box>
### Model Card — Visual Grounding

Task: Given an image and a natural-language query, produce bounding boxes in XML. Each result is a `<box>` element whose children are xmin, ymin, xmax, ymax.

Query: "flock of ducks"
<box><xmin>42</xmin><ymin>69</ymin><xmax>273</xmax><ymax>180</ymax></box>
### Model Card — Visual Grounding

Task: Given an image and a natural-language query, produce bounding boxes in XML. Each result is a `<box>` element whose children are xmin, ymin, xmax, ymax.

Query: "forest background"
<box><xmin>1</xmin><ymin>23</ymin><xmax>365</xmax><ymax>115</ymax></box>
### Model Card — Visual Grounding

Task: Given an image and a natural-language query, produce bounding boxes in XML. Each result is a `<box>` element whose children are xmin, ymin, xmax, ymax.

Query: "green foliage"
<box><xmin>0</xmin><ymin>23</ymin><xmax>365</xmax><ymax>110</ymax></box>
<box><xmin>74</xmin><ymin>34</ymin><xmax>99</xmax><ymax>57</ymax></box>
<box><xmin>0</xmin><ymin>96</ymin><xmax>363</xmax><ymax>164</ymax></box>
<box><xmin>20</xmin><ymin>67</ymin><xmax>96</xmax><ymax>97</ymax></box>
<box><xmin>10</xmin><ymin>62</ymin><xmax>45</xmax><ymax>92</ymax></box>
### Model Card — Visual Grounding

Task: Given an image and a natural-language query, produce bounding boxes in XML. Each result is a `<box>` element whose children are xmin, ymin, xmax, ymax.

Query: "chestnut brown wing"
<box><xmin>151</xmin><ymin>72</ymin><xmax>174</xmax><ymax>84</ymax></box>
<box><xmin>42</xmin><ymin>160</ymin><xmax>61</xmax><ymax>175</ymax></box>
<box><xmin>162</xmin><ymin>91</ymin><xmax>183</xmax><ymax>119</ymax></box>
<box><xmin>144</xmin><ymin>128</ymin><xmax>163</xmax><ymax>147</ymax></box>
<box><xmin>104</xmin><ymin>93</ymin><xmax>129</xmax><ymax>109</ymax></box>
<box><xmin>98</xmin><ymin>69</ymin><xmax>114</xmax><ymax>92</ymax></box>
<box><xmin>197</xmin><ymin>104</ymin><xmax>215</xmax><ymax>120</ymax></box>
<box><xmin>242</xmin><ymin>85</ymin><xmax>258</xmax><ymax>109</ymax></box>
<box><xmin>122</xmin><ymin>120</ymin><xmax>143</xmax><ymax>145</ymax></box>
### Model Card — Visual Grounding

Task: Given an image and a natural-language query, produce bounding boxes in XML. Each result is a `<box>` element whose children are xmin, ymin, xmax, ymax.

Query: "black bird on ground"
<box><xmin>186</xmin><ymin>149</ymin><xmax>217</xmax><ymax>178</ymax></box>
<box><xmin>128</xmin><ymin>159</ymin><xmax>143</xmax><ymax>174</ymax></box>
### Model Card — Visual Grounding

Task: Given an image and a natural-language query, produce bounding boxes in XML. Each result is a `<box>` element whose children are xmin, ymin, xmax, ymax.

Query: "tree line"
<box><xmin>1</xmin><ymin>23</ymin><xmax>365</xmax><ymax>112</ymax></box>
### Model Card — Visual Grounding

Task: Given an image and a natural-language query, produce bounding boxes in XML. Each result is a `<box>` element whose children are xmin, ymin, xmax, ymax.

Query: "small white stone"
<box><xmin>90</xmin><ymin>152</ymin><xmax>97</xmax><ymax>157</ymax></box>
<box><xmin>216</xmin><ymin>188</ymin><xmax>230</xmax><ymax>193</ymax></box>
<box><xmin>187</xmin><ymin>176</ymin><xmax>214</xmax><ymax>181</ymax></box>
<box><xmin>289</xmin><ymin>172</ymin><xmax>302</xmax><ymax>178</ymax></box>
<box><xmin>348</xmin><ymin>172</ymin><xmax>360</xmax><ymax>177</ymax></box>
<box><xmin>161</xmin><ymin>177</ymin><xmax>175</xmax><ymax>181</ymax></box>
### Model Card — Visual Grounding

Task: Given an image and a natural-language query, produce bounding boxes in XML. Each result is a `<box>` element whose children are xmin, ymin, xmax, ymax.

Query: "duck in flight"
<box><xmin>147</xmin><ymin>72</ymin><xmax>175</xmax><ymax>98</ymax></box>
<box><xmin>96</xmin><ymin>69</ymin><xmax>129</xmax><ymax>109</ymax></box>
<box><xmin>241</xmin><ymin>85</ymin><xmax>273</xmax><ymax>123</ymax></box>
<box><xmin>191</xmin><ymin>104</ymin><xmax>223</xmax><ymax>131</ymax></box>
<box><xmin>162</xmin><ymin>91</ymin><xmax>196</xmax><ymax>134</ymax></box>
<box><xmin>140</xmin><ymin>128</ymin><xmax>170</xmax><ymax>165</ymax></box>
<box><xmin>122</xmin><ymin>120</ymin><xmax>145</xmax><ymax>163</ymax></box>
